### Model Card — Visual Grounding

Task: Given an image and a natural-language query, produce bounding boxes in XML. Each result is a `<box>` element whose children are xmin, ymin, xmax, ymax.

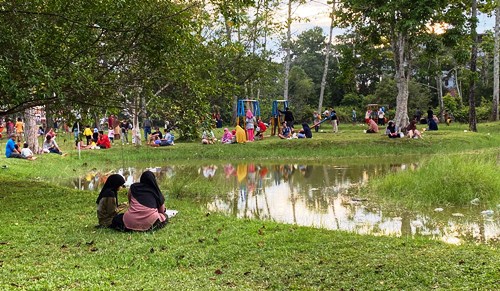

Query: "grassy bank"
<box><xmin>369</xmin><ymin>153</ymin><xmax>500</xmax><ymax>208</ymax></box>
<box><xmin>1</xmin><ymin>122</ymin><xmax>500</xmax><ymax>180</ymax></box>
<box><xmin>1</xmin><ymin>122</ymin><xmax>500</xmax><ymax>289</ymax></box>
<box><xmin>0</xmin><ymin>180</ymin><xmax>499</xmax><ymax>290</ymax></box>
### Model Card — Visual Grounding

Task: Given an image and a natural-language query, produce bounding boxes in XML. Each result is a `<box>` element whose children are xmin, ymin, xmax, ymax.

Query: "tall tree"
<box><xmin>494</xmin><ymin>3</ymin><xmax>500</xmax><ymax>120</ymax></box>
<box><xmin>318</xmin><ymin>1</ymin><xmax>336</xmax><ymax>112</ymax></box>
<box><xmin>336</xmin><ymin>0</ymin><xmax>466</xmax><ymax>131</ymax></box>
<box><xmin>283</xmin><ymin>0</ymin><xmax>293</xmax><ymax>100</ymax></box>
<box><xmin>469</xmin><ymin>0</ymin><xmax>478</xmax><ymax>131</ymax></box>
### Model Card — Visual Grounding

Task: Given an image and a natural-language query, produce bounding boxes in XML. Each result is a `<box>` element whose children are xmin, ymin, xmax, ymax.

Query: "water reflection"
<box><xmin>68</xmin><ymin>162</ymin><xmax>499</xmax><ymax>244</ymax></box>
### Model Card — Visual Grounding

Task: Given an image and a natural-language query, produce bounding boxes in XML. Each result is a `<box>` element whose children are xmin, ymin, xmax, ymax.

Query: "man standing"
<box><xmin>143</xmin><ymin>117</ymin><xmax>152</xmax><ymax>141</ymax></box>
<box><xmin>5</xmin><ymin>133</ymin><xmax>25</xmax><ymax>159</ymax></box>
<box><xmin>330</xmin><ymin>109</ymin><xmax>338</xmax><ymax>133</ymax></box>
<box><xmin>278</xmin><ymin>107</ymin><xmax>295</xmax><ymax>128</ymax></box>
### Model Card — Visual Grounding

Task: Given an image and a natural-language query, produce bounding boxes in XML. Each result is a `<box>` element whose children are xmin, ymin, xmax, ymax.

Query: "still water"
<box><xmin>69</xmin><ymin>163</ymin><xmax>499</xmax><ymax>245</ymax></box>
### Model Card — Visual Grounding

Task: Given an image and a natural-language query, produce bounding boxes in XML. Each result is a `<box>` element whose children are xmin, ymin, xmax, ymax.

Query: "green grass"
<box><xmin>0</xmin><ymin>180</ymin><xmax>499</xmax><ymax>290</ymax></box>
<box><xmin>368</xmin><ymin>152</ymin><xmax>500</xmax><ymax>208</ymax></box>
<box><xmin>1</xmin><ymin>122</ymin><xmax>500</xmax><ymax>289</ymax></box>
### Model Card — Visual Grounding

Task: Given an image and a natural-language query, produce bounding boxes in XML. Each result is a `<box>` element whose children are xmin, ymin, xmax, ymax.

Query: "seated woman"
<box><xmin>43</xmin><ymin>134</ymin><xmax>64</xmax><ymax>154</ymax></box>
<box><xmin>235</xmin><ymin>125</ymin><xmax>247</xmax><ymax>143</ymax></box>
<box><xmin>221</xmin><ymin>128</ymin><xmax>233</xmax><ymax>144</ymax></box>
<box><xmin>96</xmin><ymin>174</ymin><xmax>126</xmax><ymax>228</ymax></box>
<box><xmin>278</xmin><ymin>121</ymin><xmax>291</xmax><ymax>139</ymax></box>
<box><xmin>406</xmin><ymin>120</ymin><xmax>422</xmax><ymax>139</ymax></box>
<box><xmin>386</xmin><ymin>121</ymin><xmax>401</xmax><ymax>138</ymax></box>
<box><xmin>365</xmin><ymin>118</ymin><xmax>379</xmax><ymax>133</ymax></box>
<box><xmin>428</xmin><ymin>118</ymin><xmax>438</xmax><ymax>131</ymax></box>
<box><xmin>201</xmin><ymin>129</ymin><xmax>216</xmax><ymax>144</ymax></box>
<box><xmin>111</xmin><ymin>171</ymin><xmax>168</xmax><ymax>231</ymax></box>
<box><xmin>297</xmin><ymin>123</ymin><xmax>312</xmax><ymax>138</ymax></box>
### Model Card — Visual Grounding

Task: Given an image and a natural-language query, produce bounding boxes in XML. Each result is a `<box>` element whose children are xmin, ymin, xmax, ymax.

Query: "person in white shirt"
<box><xmin>21</xmin><ymin>143</ymin><xmax>37</xmax><ymax>160</ymax></box>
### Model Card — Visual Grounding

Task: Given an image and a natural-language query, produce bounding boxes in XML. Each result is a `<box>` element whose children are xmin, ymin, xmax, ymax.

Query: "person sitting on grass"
<box><xmin>43</xmin><ymin>134</ymin><xmax>64</xmax><ymax>155</ymax></box>
<box><xmin>150</xmin><ymin>130</ymin><xmax>175</xmax><ymax>147</ymax></box>
<box><xmin>202</xmin><ymin>129</ymin><xmax>217</xmax><ymax>144</ymax></box>
<box><xmin>111</xmin><ymin>171</ymin><xmax>168</xmax><ymax>232</ymax></box>
<box><xmin>96</xmin><ymin>131</ymin><xmax>111</xmax><ymax>149</ymax></box>
<box><xmin>235</xmin><ymin>124</ymin><xmax>247</xmax><ymax>143</ymax></box>
<box><xmin>278</xmin><ymin>121</ymin><xmax>291</xmax><ymax>139</ymax></box>
<box><xmin>386</xmin><ymin>121</ymin><xmax>401</xmax><ymax>138</ymax></box>
<box><xmin>162</xmin><ymin>129</ymin><xmax>175</xmax><ymax>145</ymax></box>
<box><xmin>406</xmin><ymin>119</ymin><xmax>423</xmax><ymax>139</ymax></box>
<box><xmin>365</xmin><ymin>118</ymin><xmax>379</xmax><ymax>133</ymax></box>
<box><xmin>427</xmin><ymin>118</ymin><xmax>438</xmax><ymax>131</ymax></box>
<box><xmin>297</xmin><ymin>123</ymin><xmax>312</xmax><ymax>138</ymax></box>
<box><xmin>21</xmin><ymin>143</ymin><xmax>37</xmax><ymax>160</ymax></box>
<box><xmin>96</xmin><ymin>174</ymin><xmax>127</xmax><ymax>228</ymax></box>
<box><xmin>148</xmin><ymin>127</ymin><xmax>163</xmax><ymax>144</ymax></box>
<box><xmin>221</xmin><ymin>128</ymin><xmax>233</xmax><ymax>144</ymax></box>
<box><xmin>5</xmin><ymin>133</ymin><xmax>26</xmax><ymax>159</ymax></box>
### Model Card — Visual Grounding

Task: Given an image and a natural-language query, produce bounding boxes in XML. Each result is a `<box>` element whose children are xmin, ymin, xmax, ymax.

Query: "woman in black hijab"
<box><xmin>112</xmin><ymin>171</ymin><xmax>167</xmax><ymax>231</ymax></box>
<box><xmin>96</xmin><ymin>174</ymin><xmax>126</xmax><ymax>227</ymax></box>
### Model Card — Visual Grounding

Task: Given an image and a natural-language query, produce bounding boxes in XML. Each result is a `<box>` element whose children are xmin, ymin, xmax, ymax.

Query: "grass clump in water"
<box><xmin>369</xmin><ymin>153</ymin><xmax>500</xmax><ymax>207</ymax></box>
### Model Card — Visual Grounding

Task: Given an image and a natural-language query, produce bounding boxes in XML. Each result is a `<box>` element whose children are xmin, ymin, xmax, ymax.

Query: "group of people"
<box><xmin>364</xmin><ymin>117</ymin><xmax>424</xmax><ymax>139</ymax></box>
<box><xmin>278</xmin><ymin>121</ymin><xmax>312</xmax><ymax>139</ymax></box>
<box><xmin>203</xmin><ymin>109</ymin><xmax>269</xmax><ymax>144</ymax></box>
<box><xmin>312</xmin><ymin>108</ymin><xmax>338</xmax><ymax>133</ymax></box>
<box><xmin>96</xmin><ymin>170</ymin><xmax>170</xmax><ymax>232</ymax></box>
<box><xmin>148</xmin><ymin>127</ymin><xmax>175</xmax><ymax>147</ymax></box>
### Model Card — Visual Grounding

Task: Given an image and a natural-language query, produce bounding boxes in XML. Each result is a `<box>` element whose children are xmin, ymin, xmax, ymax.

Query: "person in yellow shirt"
<box><xmin>83</xmin><ymin>125</ymin><xmax>93</xmax><ymax>145</ymax></box>
<box><xmin>15</xmin><ymin>117</ymin><xmax>24</xmax><ymax>142</ymax></box>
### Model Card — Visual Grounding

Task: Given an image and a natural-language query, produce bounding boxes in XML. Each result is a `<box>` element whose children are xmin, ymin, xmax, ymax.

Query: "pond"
<box><xmin>67</xmin><ymin>162</ymin><xmax>499</xmax><ymax>245</ymax></box>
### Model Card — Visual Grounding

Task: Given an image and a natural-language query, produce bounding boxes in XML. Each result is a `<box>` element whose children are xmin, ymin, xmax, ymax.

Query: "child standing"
<box><xmin>108</xmin><ymin>129</ymin><xmax>114</xmax><ymax>143</ymax></box>
<box><xmin>83</xmin><ymin>125</ymin><xmax>93</xmax><ymax>145</ymax></box>
<box><xmin>15</xmin><ymin>117</ymin><xmax>24</xmax><ymax>142</ymax></box>
<box><xmin>245</xmin><ymin>110</ymin><xmax>255</xmax><ymax>142</ymax></box>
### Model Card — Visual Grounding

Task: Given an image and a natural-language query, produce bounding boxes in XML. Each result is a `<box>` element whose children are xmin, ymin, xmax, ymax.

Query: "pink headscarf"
<box><xmin>246</xmin><ymin>109</ymin><xmax>254</xmax><ymax>119</ymax></box>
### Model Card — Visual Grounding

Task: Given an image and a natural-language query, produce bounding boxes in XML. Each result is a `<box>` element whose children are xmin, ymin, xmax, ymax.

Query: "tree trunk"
<box><xmin>469</xmin><ymin>0</ymin><xmax>478</xmax><ymax>132</ymax></box>
<box><xmin>493</xmin><ymin>5</ymin><xmax>500</xmax><ymax>120</ymax></box>
<box><xmin>24</xmin><ymin>108</ymin><xmax>42</xmax><ymax>154</ymax></box>
<box><xmin>318</xmin><ymin>1</ymin><xmax>335</xmax><ymax>112</ymax></box>
<box><xmin>393</xmin><ymin>32</ymin><xmax>410</xmax><ymax>131</ymax></box>
<box><xmin>131</xmin><ymin>93</ymin><xmax>142</xmax><ymax>146</ymax></box>
<box><xmin>436</xmin><ymin>70</ymin><xmax>444</xmax><ymax>122</ymax></box>
<box><xmin>283</xmin><ymin>0</ymin><xmax>292</xmax><ymax>101</ymax></box>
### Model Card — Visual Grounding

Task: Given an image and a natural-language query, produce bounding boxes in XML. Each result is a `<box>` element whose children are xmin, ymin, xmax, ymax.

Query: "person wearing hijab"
<box><xmin>245</xmin><ymin>109</ymin><xmax>255</xmax><ymax>142</ymax></box>
<box><xmin>221</xmin><ymin>128</ymin><xmax>233</xmax><ymax>144</ymax></box>
<box><xmin>113</xmin><ymin>171</ymin><xmax>167</xmax><ymax>231</ymax></box>
<box><xmin>96</xmin><ymin>174</ymin><xmax>126</xmax><ymax>227</ymax></box>
<box><xmin>235</xmin><ymin>124</ymin><xmax>247</xmax><ymax>143</ymax></box>
<box><xmin>297</xmin><ymin>123</ymin><xmax>312</xmax><ymax>138</ymax></box>
<box><xmin>386</xmin><ymin>121</ymin><xmax>400</xmax><ymax>138</ymax></box>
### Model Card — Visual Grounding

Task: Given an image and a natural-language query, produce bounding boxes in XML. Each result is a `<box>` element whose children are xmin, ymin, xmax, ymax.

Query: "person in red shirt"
<box><xmin>96</xmin><ymin>131</ymin><xmax>111</xmax><ymax>149</ymax></box>
<box><xmin>255</xmin><ymin>118</ymin><xmax>268</xmax><ymax>140</ymax></box>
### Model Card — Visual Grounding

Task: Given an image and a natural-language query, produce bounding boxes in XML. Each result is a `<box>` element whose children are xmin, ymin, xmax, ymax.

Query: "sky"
<box><xmin>278</xmin><ymin>0</ymin><xmax>496</xmax><ymax>41</ymax></box>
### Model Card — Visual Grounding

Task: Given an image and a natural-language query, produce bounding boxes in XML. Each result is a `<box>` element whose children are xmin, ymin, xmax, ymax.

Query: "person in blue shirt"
<box><xmin>278</xmin><ymin>121</ymin><xmax>291</xmax><ymax>139</ymax></box>
<box><xmin>5</xmin><ymin>133</ymin><xmax>25</xmax><ymax>159</ymax></box>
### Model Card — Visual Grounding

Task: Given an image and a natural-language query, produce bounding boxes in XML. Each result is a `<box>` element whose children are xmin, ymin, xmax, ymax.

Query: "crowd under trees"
<box><xmin>1</xmin><ymin>0</ymin><xmax>499</xmax><ymax>145</ymax></box>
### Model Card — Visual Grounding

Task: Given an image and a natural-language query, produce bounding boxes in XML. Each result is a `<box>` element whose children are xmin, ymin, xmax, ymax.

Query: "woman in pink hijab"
<box><xmin>245</xmin><ymin>110</ymin><xmax>255</xmax><ymax>141</ymax></box>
